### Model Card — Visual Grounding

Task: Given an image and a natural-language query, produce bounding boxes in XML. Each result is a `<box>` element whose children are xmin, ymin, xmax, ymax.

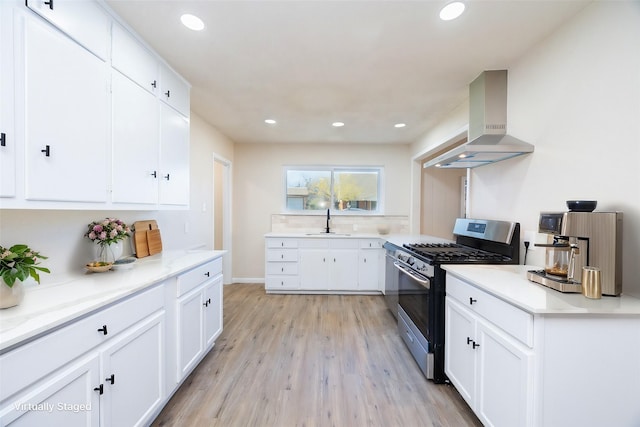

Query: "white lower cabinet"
<box><xmin>175</xmin><ymin>259</ymin><xmax>223</xmax><ymax>381</ymax></box>
<box><xmin>266</xmin><ymin>236</ymin><xmax>383</xmax><ymax>293</ymax></box>
<box><xmin>446</xmin><ymin>296</ymin><xmax>533</xmax><ymax>427</ymax></box>
<box><xmin>0</xmin><ymin>285</ymin><xmax>165</xmax><ymax>427</ymax></box>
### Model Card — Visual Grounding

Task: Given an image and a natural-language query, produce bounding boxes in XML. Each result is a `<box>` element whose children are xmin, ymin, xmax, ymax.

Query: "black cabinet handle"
<box><xmin>203</xmin><ymin>298</ymin><xmax>211</xmax><ymax>307</ymax></box>
<box><xmin>163</xmin><ymin>173</ymin><xmax>170</xmax><ymax>181</ymax></box>
<box><xmin>97</xmin><ymin>325</ymin><xmax>108</xmax><ymax>335</ymax></box>
<box><xmin>467</xmin><ymin>337</ymin><xmax>473</xmax><ymax>345</ymax></box>
<box><xmin>94</xmin><ymin>384</ymin><xmax>103</xmax><ymax>395</ymax></box>
<box><xmin>106</xmin><ymin>374</ymin><xmax>115</xmax><ymax>384</ymax></box>
<box><xmin>151</xmin><ymin>80</ymin><xmax>157</xmax><ymax>88</ymax></box>
<box><xmin>41</xmin><ymin>145</ymin><xmax>50</xmax><ymax>157</ymax></box>
<box><xmin>0</xmin><ymin>132</ymin><xmax>5</xmax><ymax>147</ymax></box>
<box><xmin>150</xmin><ymin>171</ymin><xmax>157</xmax><ymax>178</ymax></box>
<box><xmin>165</xmin><ymin>90</ymin><xmax>170</xmax><ymax>98</ymax></box>
<box><xmin>472</xmin><ymin>342</ymin><xmax>480</xmax><ymax>349</ymax></box>
<box><xmin>44</xmin><ymin>0</ymin><xmax>54</xmax><ymax>10</ymax></box>
<box><xmin>204</xmin><ymin>272</ymin><xmax>210</xmax><ymax>277</ymax></box>
<box><xmin>207</xmin><ymin>298</ymin><xmax>211</xmax><ymax>305</ymax></box>
<box><xmin>469</xmin><ymin>297</ymin><xmax>477</xmax><ymax>305</ymax></box>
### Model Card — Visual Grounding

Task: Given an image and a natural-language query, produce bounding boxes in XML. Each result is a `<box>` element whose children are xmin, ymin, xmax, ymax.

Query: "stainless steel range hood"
<box><xmin>424</xmin><ymin>70</ymin><xmax>534</xmax><ymax>169</ymax></box>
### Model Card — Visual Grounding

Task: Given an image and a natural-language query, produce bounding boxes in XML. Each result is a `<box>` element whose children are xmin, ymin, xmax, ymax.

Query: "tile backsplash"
<box><xmin>271</xmin><ymin>214</ymin><xmax>409</xmax><ymax>235</ymax></box>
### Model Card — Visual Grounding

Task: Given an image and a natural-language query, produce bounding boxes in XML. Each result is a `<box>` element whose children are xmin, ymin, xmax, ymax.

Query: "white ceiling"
<box><xmin>105</xmin><ymin>0</ymin><xmax>592</xmax><ymax>145</ymax></box>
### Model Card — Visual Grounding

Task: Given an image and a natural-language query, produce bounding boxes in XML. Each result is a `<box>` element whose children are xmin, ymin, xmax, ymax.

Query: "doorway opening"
<box><xmin>213</xmin><ymin>154</ymin><xmax>232</xmax><ymax>284</ymax></box>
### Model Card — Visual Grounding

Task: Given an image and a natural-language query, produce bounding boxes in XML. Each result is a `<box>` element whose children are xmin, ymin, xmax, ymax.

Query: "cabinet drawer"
<box><xmin>360</xmin><ymin>239</ymin><xmax>383</xmax><ymax>249</ymax></box>
<box><xmin>0</xmin><ymin>284</ymin><xmax>164</xmax><ymax>402</ymax></box>
<box><xmin>266</xmin><ymin>238</ymin><xmax>299</xmax><ymax>249</ymax></box>
<box><xmin>266</xmin><ymin>249</ymin><xmax>298</xmax><ymax>262</ymax></box>
<box><xmin>447</xmin><ymin>275</ymin><xmax>533</xmax><ymax>347</ymax></box>
<box><xmin>26</xmin><ymin>0</ymin><xmax>109</xmax><ymax>60</ymax></box>
<box><xmin>330</xmin><ymin>239</ymin><xmax>359</xmax><ymax>249</ymax></box>
<box><xmin>177</xmin><ymin>258</ymin><xmax>222</xmax><ymax>297</ymax></box>
<box><xmin>266</xmin><ymin>262</ymin><xmax>299</xmax><ymax>275</ymax></box>
<box><xmin>265</xmin><ymin>276</ymin><xmax>299</xmax><ymax>290</ymax></box>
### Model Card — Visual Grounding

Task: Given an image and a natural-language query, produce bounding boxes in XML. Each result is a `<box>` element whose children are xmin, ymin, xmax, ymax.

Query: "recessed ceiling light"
<box><xmin>439</xmin><ymin>1</ymin><xmax>466</xmax><ymax>21</ymax></box>
<box><xmin>394</xmin><ymin>123</ymin><xmax>406</xmax><ymax>128</ymax></box>
<box><xmin>180</xmin><ymin>14</ymin><xmax>205</xmax><ymax>31</ymax></box>
<box><xmin>332</xmin><ymin>122</ymin><xmax>345</xmax><ymax>127</ymax></box>
<box><xmin>264</xmin><ymin>119</ymin><xmax>277</xmax><ymax>125</ymax></box>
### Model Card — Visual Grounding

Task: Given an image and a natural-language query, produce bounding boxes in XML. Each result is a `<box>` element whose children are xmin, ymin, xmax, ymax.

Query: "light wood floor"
<box><xmin>152</xmin><ymin>284</ymin><xmax>482</xmax><ymax>427</ymax></box>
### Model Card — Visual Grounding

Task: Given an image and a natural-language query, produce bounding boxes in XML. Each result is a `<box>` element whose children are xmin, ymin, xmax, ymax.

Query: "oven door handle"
<box><xmin>394</xmin><ymin>262</ymin><xmax>430</xmax><ymax>289</ymax></box>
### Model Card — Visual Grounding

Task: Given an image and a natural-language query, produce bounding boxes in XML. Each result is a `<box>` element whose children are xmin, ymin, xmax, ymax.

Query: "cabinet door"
<box><xmin>445</xmin><ymin>297</ymin><xmax>476</xmax><ymax>406</ymax></box>
<box><xmin>0</xmin><ymin>354</ymin><xmax>100</xmax><ymax>426</ymax></box>
<box><xmin>101</xmin><ymin>312</ymin><xmax>165</xmax><ymax>427</ymax></box>
<box><xmin>204</xmin><ymin>276</ymin><xmax>223</xmax><ymax>348</ymax></box>
<box><xmin>176</xmin><ymin>289</ymin><xmax>204</xmax><ymax>380</ymax></box>
<box><xmin>0</xmin><ymin>2</ymin><xmax>15</xmax><ymax>198</ymax></box>
<box><xmin>111</xmin><ymin>24</ymin><xmax>158</xmax><ymax>94</ymax></box>
<box><xmin>111</xmin><ymin>71</ymin><xmax>159</xmax><ymax>205</ymax></box>
<box><xmin>300</xmin><ymin>249</ymin><xmax>329</xmax><ymax>290</ymax></box>
<box><xmin>26</xmin><ymin>0</ymin><xmax>109</xmax><ymax>60</ymax></box>
<box><xmin>159</xmin><ymin>64</ymin><xmax>190</xmax><ymax>117</ymax></box>
<box><xmin>358</xmin><ymin>250</ymin><xmax>380</xmax><ymax>291</ymax></box>
<box><xmin>476</xmin><ymin>320</ymin><xmax>533</xmax><ymax>427</ymax></box>
<box><xmin>159</xmin><ymin>103</ymin><xmax>189</xmax><ymax>206</ymax></box>
<box><xmin>330</xmin><ymin>249</ymin><xmax>359</xmax><ymax>290</ymax></box>
<box><xmin>23</xmin><ymin>15</ymin><xmax>108</xmax><ymax>202</ymax></box>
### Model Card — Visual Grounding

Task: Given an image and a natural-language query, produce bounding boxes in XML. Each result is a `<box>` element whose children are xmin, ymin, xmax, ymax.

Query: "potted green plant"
<box><xmin>0</xmin><ymin>244</ymin><xmax>50</xmax><ymax>309</ymax></box>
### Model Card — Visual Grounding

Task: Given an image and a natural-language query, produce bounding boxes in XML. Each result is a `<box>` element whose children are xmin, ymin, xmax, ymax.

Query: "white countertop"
<box><xmin>0</xmin><ymin>250</ymin><xmax>225</xmax><ymax>352</ymax></box>
<box><xmin>443</xmin><ymin>264</ymin><xmax>640</xmax><ymax>315</ymax></box>
<box><xmin>265</xmin><ymin>232</ymin><xmax>383</xmax><ymax>238</ymax></box>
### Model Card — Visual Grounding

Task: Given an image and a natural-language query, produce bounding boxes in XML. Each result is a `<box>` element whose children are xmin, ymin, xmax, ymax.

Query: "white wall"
<box><xmin>414</xmin><ymin>1</ymin><xmax>640</xmax><ymax>297</ymax></box>
<box><xmin>232</xmin><ymin>143</ymin><xmax>411</xmax><ymax>280</ymax></box>
<box><xmin>0</xmin><ymin>112</ymin><xmax>234</xmax><ymax>280</ymax></box>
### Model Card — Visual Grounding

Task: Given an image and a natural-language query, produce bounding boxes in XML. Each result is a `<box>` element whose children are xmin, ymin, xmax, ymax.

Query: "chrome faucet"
<box><xmin>325</xmin><ymin>209</ymin><xmax>331</xmax><ymax>233</ymax></box>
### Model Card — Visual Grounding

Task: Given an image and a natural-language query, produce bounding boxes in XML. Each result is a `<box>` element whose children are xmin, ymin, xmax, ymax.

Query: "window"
<box><xmin>285</xmin><ymin>167</ymin><xmax>382</xmax><ymax>213</ymax></box>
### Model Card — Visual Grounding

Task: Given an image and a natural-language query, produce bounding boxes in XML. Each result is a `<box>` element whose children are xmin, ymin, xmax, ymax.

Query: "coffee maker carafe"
<box><xmin>527</xmin><ymin>211</ymin><xmax>623</xmax><ymax>296</ymax></box>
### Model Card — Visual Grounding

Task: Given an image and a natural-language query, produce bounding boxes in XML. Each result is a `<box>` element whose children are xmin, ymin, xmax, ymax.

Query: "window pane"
<box><xmin>334</xmin><ymin>170</ymin><xmax>378</xmax><ymax>211</ymax></box>
<box><xmin>286</xmin><ymin>170</ymin><xmax>331</xmax><ymax>210</ymax></box>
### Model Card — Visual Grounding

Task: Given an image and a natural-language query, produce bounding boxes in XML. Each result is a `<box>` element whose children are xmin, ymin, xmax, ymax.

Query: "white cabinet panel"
<box><xmin>23</xmin><ymin>15</ymin><xmax>108</xmax><ymax>202</ymax></box>
<box><xmin>111</xmin><ymin>23</ymin><xmax>158</xmax><ymax>94</ymax></box>
<box><xmin>0</xmin><ymin>2</ymin><xmax>16</xmax><ymax>198</ymax></box>
<box><xmin>159</xmin><ymin>103</ymin><xmax>189</xmax><ymax>206</ymax></box>
<box><xmin>159</xmin><ymin>64</ymin><xmax>190</xmax><ymax>117</ymax></box>
<box><xmin>111</xmin><ymin>71</ymin><xmax>159</xmax><ymax>205</ymax></box>
<box><xmin>26</xmin><ymin>0</ymin><xmax>109</xmax><ymax>60</ymax></box>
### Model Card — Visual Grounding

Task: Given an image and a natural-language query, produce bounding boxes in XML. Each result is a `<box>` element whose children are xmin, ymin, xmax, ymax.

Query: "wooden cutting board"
<box><xmin>133</xmin><ymin>220</ymin><xmax>159</xmax><ymax>258</ymax></box>
<box><xmin>147</xmin><ymin>229</ymin><xmax>163</xmax><ymax>255</ymax></box>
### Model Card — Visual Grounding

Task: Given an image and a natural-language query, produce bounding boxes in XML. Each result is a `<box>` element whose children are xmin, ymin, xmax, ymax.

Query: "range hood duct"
<box><xmin>424</xmin><ymin>70</ymin><xmax>534</xmax><ymax>169</ymax></box>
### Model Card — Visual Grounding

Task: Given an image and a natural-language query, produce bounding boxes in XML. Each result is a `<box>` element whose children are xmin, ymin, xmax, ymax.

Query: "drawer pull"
<box><xmin>472</xmin><ymin>341</ymin><xmax>480</xmax><ymax>349</ymax></box>
<box><xmin>165</xmin><ymin>90</ymin><xmax>171</xmax><ymax>98</ymax></box>
<box><xmin>97</xmin><ymin>325</ymin><xmax>108</xmax><ymax>335</ymax></box>
<box><xmin>41</xmin><ymin>145</ymin><xmax>50</xmax><ymax>157</ymax></box>
<box><xmin>94</xmin><ymin>384</ymin><xmax>103</xmax><ymax>395</ymax></box>
<box><xmin>151</xmin><ymin>80</ymin><xmax>157</xmax><ymax>88</ymax></box>
<box><xmin>204</xmin><ymin>271</ymin><xmax>210</xmax><ymax>277</ymax></box>
<box><xmin>0</xmin><ymin>132</ymin><xmax>5</xmax><ymax>147</ymax></box>
<box><xmin>44</xmin><ymin>0</ymin><xmax>54</xmax><ymax>10</ymax></box>
<box><xmin>467</xmin><ymin>337</ymin><xmax>473</xmax><ymax>345</ymax></box>
<box><xmin>203</xmin><ymin>298</ymin><xmax>212</xmax><ymax>307</ymax></box>
<box><xmin>469</xmin><ymin>297</ymin><xmax>477</xmax><ymax>305</ymax></box>
<box><xmin>106</xmin><ymin>374</ymin><xmax>115</xmax><ymax>384</ymax></box>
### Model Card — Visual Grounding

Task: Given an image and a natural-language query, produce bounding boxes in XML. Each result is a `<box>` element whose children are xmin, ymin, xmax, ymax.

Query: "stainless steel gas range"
<box><xmin>383</xmin><ymin>218</ymin><xmax>521</xmax><ymax>383</ymax></box>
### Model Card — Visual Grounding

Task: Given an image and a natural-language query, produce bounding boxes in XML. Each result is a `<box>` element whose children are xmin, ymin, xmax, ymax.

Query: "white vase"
<box><xmin>95</xmin><ymin>241</ymin><xmax>124</xmax><ymax>263</ymax></box>
<box><xmin>0</xmin><ymin>280</ymin><xmax>24</xmax><ymax>309</ymax></box>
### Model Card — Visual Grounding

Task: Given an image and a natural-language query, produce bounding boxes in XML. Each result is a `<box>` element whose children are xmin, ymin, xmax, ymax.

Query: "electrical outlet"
<box><xmin>524</xmin><ymin>230</ymin><xmax>536</xmax><ymax>250</ymax></box>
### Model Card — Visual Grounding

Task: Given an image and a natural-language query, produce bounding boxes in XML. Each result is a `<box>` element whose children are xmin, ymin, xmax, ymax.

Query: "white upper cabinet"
<box><xmin>111</xmin><ymin>71</ymin><xmax>159</xmax><ymax>205</ymax></box>
<box><xmin>25</xmin><ymin>0</ymin><xmax>109</xmax><ymax>60</ymax></box>
<box><xmin>159</xmin><ymin>103</ymin><xmax>190</xmax><ymax>206</ymax></box>
<box><xmin>0</xmin><ymin>2</ymin><xmax>16</xmax><ymax>198</ymax></box>
<box><xmin>111</xmin><ymin>23</ymin><xmax>158</xmax><ymax>95</ymax></box>
<box><xmin>159</xmin><ymin>64</ymin><xmax>190</xmax><ymax>117</ymax></box>
<box><xmin>22</xmin><ymin>13</ymin><xmax>108</xmax><ymax>202</ymax></box>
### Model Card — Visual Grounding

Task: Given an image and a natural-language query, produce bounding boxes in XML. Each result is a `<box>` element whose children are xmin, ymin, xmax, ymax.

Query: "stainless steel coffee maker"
<box><xmin>527</xmin><ymin>211</ymin><xmax>623</xmax><ymax>296</ymax></box>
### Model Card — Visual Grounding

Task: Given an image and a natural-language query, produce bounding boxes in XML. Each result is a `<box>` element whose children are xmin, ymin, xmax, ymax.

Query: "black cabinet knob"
<box><xmin>150</xmin><ymin>171</ymin><xmax>157</xmax><ymax>178</ymax></box>
<box><xmin>44</xmin><ymin>0</ymin><xmax>54</xmax><ymax>10</ymax></box>
<box><xmin>151</xmin><ymin>80</ymin><xmax>157</xmax><ymax>88</ymax></box>
<box><xmin>165</xmin><ymin>90</ymin><xmax>170</xmax><ymax>98</ymax></box>
<box><xmin>94</xmin><ymin>384</ymin><xmax>103</xmax><ymax>395</ymax></box>
<box><xmin>41</xmin><ymin>145</ymin><xmax>50</xmax><ymax>157</ymax></box>
<box><xmin>97</xmin><ymin>325</ymin><xmax>108</xmax><ymax>335</ymax></box>
<box><xmin>469</xmin><ymin>297</ymin><xmax>477</xmax><ymax>305</ymax></box>
<box><xmin>472</xmin><ymin>342</ymin><xmax>480</xmax><ymax>349</ymax></box>
<box><xmin>0</xmin><ymin>132</ymin><xmax>5</xmax><ymax>147</ymax></box>
<box><xmin>106</xmin><ymin>374</ymin><xmax>115</xmax><ymax>384</ymax></box>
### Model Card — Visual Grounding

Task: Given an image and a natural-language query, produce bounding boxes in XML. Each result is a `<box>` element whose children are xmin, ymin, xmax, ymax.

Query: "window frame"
<box><xmin>283</xmin><ymin>166</ymin><xmax>384</xmax><ymax>215</ymax></box>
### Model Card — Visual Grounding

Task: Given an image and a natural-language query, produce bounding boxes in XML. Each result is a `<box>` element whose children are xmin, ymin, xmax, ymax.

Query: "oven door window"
<box><xmin>397</xmin><ymin>267</ymin><xmax>431</xmax><ymax>342</ymax></box>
